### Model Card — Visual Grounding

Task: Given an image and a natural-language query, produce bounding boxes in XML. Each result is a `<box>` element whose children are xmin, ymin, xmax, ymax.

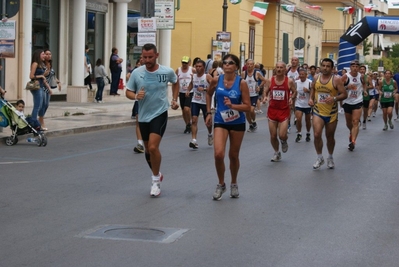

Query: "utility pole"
<box><xmin>222</xmin><ymin>0</ymin><xmax>228</xmax><ymax>31</ymax></box>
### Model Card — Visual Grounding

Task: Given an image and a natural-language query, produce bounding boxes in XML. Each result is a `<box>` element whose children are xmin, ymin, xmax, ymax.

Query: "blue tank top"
<box><xmin>214</xmin><ymin>75</ymin><xmax>246</xmax><ymax>125</ymax></box>
<box><xmin>35</xmin><ymin>66</ymin><xmax>45</xmax><ymax>88</ymax></box>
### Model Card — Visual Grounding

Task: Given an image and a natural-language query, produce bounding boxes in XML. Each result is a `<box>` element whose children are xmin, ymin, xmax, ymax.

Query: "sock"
<box><xmin>192</xmin><ymin>139</ymin><xmax>197</xmax><ymax>143</ymax></box>
<box><xmin>145</xmin><ymin>153</ymin><xmax>152</xmax><ymax>170</ymax></box>
<box><xmin>328</xmin><ymin>154</ymin><xmax>333</xmax><ymax>159</ymax></box>
<box><xmin>138</xmin><ymin>139</ymin><xmax>143</xmax><ymax>146</ymax></box>
<box><xmin>152</xmin><ymin>173</ymin><xmax>161</xmax><ymax>181</ymax></box>
<box><xmin>318</xmin><ymin>154</ymin><xmax>323</xmax><ymax>159</ymax></box>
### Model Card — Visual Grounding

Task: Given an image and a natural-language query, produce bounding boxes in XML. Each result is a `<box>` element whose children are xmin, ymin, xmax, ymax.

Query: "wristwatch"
<box><xmin>333</xmin><ymin>96</ymin><xmax>337</xmax><ymax>102</ymax></box>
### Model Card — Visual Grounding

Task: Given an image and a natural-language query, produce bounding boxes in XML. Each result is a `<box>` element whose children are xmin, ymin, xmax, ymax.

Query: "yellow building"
<box><xmin>171</xmin><ymin>0</ymin><xmax>324</xmax><ymax>73</ymax></box>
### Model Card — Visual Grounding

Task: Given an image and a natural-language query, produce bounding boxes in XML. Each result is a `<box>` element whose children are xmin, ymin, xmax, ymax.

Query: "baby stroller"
<box><xmin>0</xmin><ymin>96</ymin><xmax>47</xmax><ymax>146</ymax></box>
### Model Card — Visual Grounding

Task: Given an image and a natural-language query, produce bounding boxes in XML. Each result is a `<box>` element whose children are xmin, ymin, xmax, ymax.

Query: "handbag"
<box><xmin>103</xmin><ymin>76</ymin><xmax>111</xmax><ymax>85</ymax></box>
<box><xmin>25</xmin><ymin>79</ymin><xmax>40</xmax><ymax>90</ymax></box>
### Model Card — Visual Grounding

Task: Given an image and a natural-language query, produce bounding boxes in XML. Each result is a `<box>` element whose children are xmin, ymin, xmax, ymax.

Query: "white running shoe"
<box><xmin>150</xmin><ymin>181</ymin><xmax>161</xmax><ymax>197</ymax></box>
<box><xmin>208</xmin><ymin>134</ymin><xmax>214</xmax><ymax>146</ymax></box>
<box><xmin>327</xmin><ymin>158</ymin><xmax>335</xmax><ymax>169</ymax></box>
<box><xmin>281</xmin><ymin>140</ymin><xmax>288</xmax><ymax>153</ymax></box>
<box><xmin>313</xmin><ymin>157</ymin><xmax>325</xmax><ymax>170</ymax></box>
<box><xmin>271</xmin><ymin>152</ymin><xmax>281</xmax><ymax>162</ymax></box>
<box><xmin>213</xmin><ymin>184</ymin><xmax>226</xmax><ymax>200</ymax></box>
<box><xmin>150</xmin><ymin>174</ymin><xmax>163</xmax><ymax>197</ymax></box>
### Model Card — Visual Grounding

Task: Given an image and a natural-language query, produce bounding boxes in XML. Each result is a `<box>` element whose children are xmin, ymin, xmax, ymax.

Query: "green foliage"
<box><xmin>391</xmin><ymin>43</ymin><xmax>399</xmax><ymax>58</ymax></box>
<box><xmin>363</xmin><ymin>40</ymin><xmax>373</xmax><ymax>56</ymax></box>
<box><xmin>366</xmin><ymin>58</ymin><xmax>394</xmax><ymax>72</ymax></box>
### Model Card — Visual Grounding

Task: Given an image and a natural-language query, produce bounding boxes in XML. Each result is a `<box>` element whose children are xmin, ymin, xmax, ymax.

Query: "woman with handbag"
<box><xmin>94</xmin><ymin>58</ymin><xmax>108</xmax><ymax>103</ymax></box>
<box><xmin>41</xmin><ymin>49</ymin><xmax>60</xmax><ymax>130</ymax></box>
<box><xmin>29</xmin><ymin>49</ymin><xmax>50</xmax><ymax>130</ymax></box>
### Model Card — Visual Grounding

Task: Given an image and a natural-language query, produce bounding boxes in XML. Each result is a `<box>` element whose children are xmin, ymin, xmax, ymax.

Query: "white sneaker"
<box><xmin>313</xmin><ymin>157</ymin><xmax>325</xmax><ymax>170</ymax></box>
<box><xmin>281</xmin><ymin>140</ymin><xmax>288</xmax><ymax>153</ymax></box>
<box><xmin>271</xmin><ymin>152</ymin><xmax>281</xmax><ymax>162</ymax></box>
<box><xmin>327</xmin><ymin>158</ymin><xmax>335</xmax><ymax>169</ymax></box>
<box><xmin>258</xmin><ymin>110</ymin><xmax>263</xmax><ymax>114</ymax></box>
<box><xmin>208</xmin><ymin>134</ymin><xmax>214</xmax><ymax>146</ymax></box>
<box><xmin>150</xmin><ymin>181</ymin><xmax>161</xmax><ymax>197</ymax></box>
<box><xmin>150</xmin><ymin>174</ymin><xmax>163</xmax><ymax>197</ymax></box>
<box><xmin>93</xmin><ymin>99</ymin><xmax>98</xmax><ymax>103</ymax></box>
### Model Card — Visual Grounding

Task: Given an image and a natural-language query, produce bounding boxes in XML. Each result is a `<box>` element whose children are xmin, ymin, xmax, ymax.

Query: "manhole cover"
<box><xmin>78</xmin><ymin>225</ymin><xmax>189</xmax><ymax>243</ymax></box>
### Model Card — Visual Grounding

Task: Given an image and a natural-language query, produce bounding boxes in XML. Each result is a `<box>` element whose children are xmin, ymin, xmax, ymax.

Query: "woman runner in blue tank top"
<box><xmin>205</xmin><ymin>54</ymin><xmax>251</xmax><ymax>200</ymax></box>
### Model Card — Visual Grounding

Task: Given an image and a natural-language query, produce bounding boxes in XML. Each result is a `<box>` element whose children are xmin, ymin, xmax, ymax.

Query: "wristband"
<box><xmin>135</xmin><ymin>94</ymin><xmax>138</xmax><ymax>100</ymax></box>
<box><xmin>172</xmin><ymin>99</ymin><xmax>177</xmax><ymax>101</ymax></box>
<box><xmin>206</xmin><ymin>112</ymin><xmax>212</xmax><ymax>116</ymax></box>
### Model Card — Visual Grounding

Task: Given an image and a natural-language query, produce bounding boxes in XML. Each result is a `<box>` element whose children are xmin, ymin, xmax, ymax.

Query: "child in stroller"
<box><xmin>0</xmin><ymin>95</ymin><xmax>47</xmax><ymax>146</ymax></box>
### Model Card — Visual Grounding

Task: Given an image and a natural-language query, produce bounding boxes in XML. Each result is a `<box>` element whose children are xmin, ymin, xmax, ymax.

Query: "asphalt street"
<box><xmin>1</xmin><ymin>112</ymin><xmax>399</xmax><ymax>267</ymax></box>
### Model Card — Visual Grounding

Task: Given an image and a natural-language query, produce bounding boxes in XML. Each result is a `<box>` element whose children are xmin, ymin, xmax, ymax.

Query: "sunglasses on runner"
<box><xmin>223</xmin><ymin>60</ymin><xmax>235</xmax><ymax>65</ymax></box>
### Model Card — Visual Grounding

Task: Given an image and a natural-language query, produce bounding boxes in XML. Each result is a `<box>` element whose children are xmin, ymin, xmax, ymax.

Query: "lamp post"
<box><xmin>222</xmin><ymin>0</ymin><xmax>228</xmax><ymax>31</ymax></box>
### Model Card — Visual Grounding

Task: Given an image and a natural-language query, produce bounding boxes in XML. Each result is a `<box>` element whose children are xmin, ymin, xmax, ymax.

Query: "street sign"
<box><xmin>294</xmin><ymin>37</ymin><xmax>305</xmax><ymax>50</ymax></box>
<box><xmin>0</xmin><ymin>0</ymin><xmax>20</xmax><ymax>19</ymax></box>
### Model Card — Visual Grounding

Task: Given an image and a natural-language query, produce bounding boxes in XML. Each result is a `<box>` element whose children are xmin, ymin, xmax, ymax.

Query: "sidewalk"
<box><xmin>0</xmin><ymin>97</ymin><xmax>182</xmax><ymax>140</ymax></box>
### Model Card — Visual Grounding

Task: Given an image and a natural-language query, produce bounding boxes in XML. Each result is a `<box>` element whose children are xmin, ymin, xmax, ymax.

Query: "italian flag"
<box><xmin>281</xmin><ymin>5</ymin><xmax>296</xmax><ymax>12</ymax></box>
<box><xmin>251</xmin><ymin>2</ymin><xmax>269</xmax><ymax>20</ymax></box>
<box><xmin>336</xmin><ymin>6</ymin><xmax>354</xmax><ymax>14</ymax></box>
<box><xmin>306</xmin><ymin>5</ymin><xmax>322</xmax><ymax>10</ymax></box>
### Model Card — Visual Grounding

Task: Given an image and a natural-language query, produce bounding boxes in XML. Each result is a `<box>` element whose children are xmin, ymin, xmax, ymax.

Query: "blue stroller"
<box><xmin>0</xmin><ymin>96</ymin><xmax>47</xmax><ymax>146</ymax></box>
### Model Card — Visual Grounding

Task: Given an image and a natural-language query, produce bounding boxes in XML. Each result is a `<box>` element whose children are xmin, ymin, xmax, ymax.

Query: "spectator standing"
<box><xmin>84</xmin><ymin>45</ymin><xmax>93</xmax><ymax>91</ymax></box>
<box><xmin>204</xmin><ymin>54</ymin><xmax>213</xmax><ymax>74</ymax></box>
<box><xmin>109</xmin><ymin>47</ymin><xmax>123</xmax><ymax>96</ymax></box>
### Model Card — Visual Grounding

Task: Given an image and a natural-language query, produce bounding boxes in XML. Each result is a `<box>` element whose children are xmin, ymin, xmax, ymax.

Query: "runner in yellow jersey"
<box><xmin>309</xmin><ymin>58</ymin><xmax>347</xmax><ymax>170</ymax></box>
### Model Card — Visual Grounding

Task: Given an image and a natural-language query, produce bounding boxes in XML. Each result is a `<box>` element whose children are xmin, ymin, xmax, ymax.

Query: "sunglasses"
<box><xmin>223</xmin><ymin>60</ymin><xmax>236</xmax><ymax>65</ymax></box>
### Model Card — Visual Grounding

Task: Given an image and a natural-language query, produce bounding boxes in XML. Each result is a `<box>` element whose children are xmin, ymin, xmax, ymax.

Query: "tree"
<box><xmin>390</xmin><ymin>43</ymin><xmax>399</xmax><ymax>58</ymax></box>
<box><xmin>363</xmin><ymin>39</ymin><xmax>373</xmax><ymax>56</ymax></box>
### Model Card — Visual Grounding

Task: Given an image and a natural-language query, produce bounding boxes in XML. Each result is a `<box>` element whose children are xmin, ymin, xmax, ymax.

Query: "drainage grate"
<box><xmin>78</xmin><ymin>225</ymin><xmax>189</xmax><ymax>244</ymax></box>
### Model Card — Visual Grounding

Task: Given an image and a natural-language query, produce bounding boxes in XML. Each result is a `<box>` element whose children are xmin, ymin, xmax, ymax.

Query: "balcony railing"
<box><xmin>322</xmin><ymin>29</ymin><xmax>345</xmax><ymax>43</ymax></box>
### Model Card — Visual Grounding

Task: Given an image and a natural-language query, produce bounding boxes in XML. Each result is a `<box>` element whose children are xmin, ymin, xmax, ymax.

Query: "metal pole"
<box><xmin>1</xmin><ymin>0</ymin><xmax>6</xmax><ymax>19</ymax></box>
<box><xmin>222</xmin><ymin>0</ymin><xmax>228</xmax><ymax>31</ymax></box>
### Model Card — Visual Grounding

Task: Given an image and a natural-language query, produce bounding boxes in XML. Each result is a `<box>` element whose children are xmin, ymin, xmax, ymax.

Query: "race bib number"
<box><xmin>181</xmin><ymin>82</ymin><xmax>189</xmax><ymax>90</ymax></box>
<box><xmin>272</xmin><ymin>90</ymin><xmax>285</xmax><ymax>100</ymax></box>
<box><xmin>384</xmin><ymin>92</ymin><xmax>392</xmax><ymax>98</ymax></box>
<box><xmin>317</xmin><ymin>93</ymin><xmax>329</xmax><ymax>104</ymax></box>
<box><xmin>298</xmin><ymin>92</ymin><xmax>306</xmax><ymax>99</ymax></box>
<box><xmin>194</xmin><ymin>91</ymin><xmax>202</xmax><ymax>100</ymax></box>
<box><xmin>220</xmin><ymin>109</ymin><xmax>240</xmax><ymax>123</ymax></box>
<box><xmin>349</xmin><ymin>90</ymin><xmax>358</xmax><ymax>98</ymax></box>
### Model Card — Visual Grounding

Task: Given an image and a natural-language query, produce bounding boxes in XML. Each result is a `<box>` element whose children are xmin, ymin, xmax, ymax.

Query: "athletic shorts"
<box><xmin>179</xmin><ymin>92</ymin><xmax>193</xmax><ymax>108</ymax></box>
<box><xmin>370</xmin><ymin>94</ymin><xmax>379</xmax><ymax>100</ymax></box>
<box><xmin>250</xmin><ymin>96</ymin><xmax>258</xmax><ymax>107</ymax></box>
<box><xmin>191</xmin><ymin>102</ymin><xmax>207</xmax><ymax>118</ymax></box>
<box><xmin>312</xmin><ymin>111</ymin><xmax>338</xmax><ymax>124</ymax></box>
<box><xmin>132</xmin><ymin>101</ymin><xmax>139</xmax><ymax>117</ymax></box>
<box><xmin>295</xmin><ymin>107</ymin><xmax>312</xmax><ymax>114</ymax></box>
<box><xmin>343</xmin><ymin>102</ymin><xmax>363</xmax><ymax>114</ymax></box>
<box><xmin>139</xmin><ymin>111</ymin><xmax>168</xmax><ymax>141</ymax></box>
<box><xmin>363</xmin><ymin>100</ymin><xmax>370</xmax><ymax>108</ymax></box>
<box><xmin>380</xmin><ymin>101</ymin><xmax>394</xmax><ymax>108</ymax></box>
<box><xmin>268</xmin><ymin>107</ymin><xmax>290</xmax><ymax>123</ymax></box>
<box><xmin>214</xmin><ymin>123</ymin><xmax>245</xmax><ymax>132</ymax></box>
